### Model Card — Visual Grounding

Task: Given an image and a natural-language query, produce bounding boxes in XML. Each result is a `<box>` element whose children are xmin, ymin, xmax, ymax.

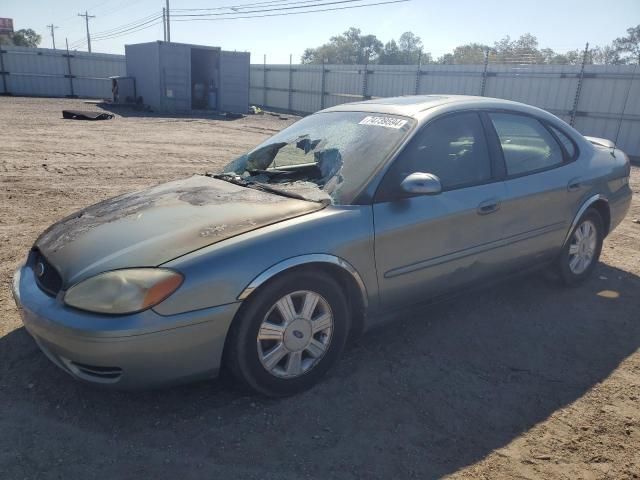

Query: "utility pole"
<box><xmin>46</xmin><ymin>24</ymin><xmax>58</xmax><ymax>49</ymax></box>
<box><xmin>162</xmin><ymin>7</ymin><xmax>167</xmax><ymax>42</ymax></box>
<box><xmin>77</xmin><ymin>10</ymin><xmax>95</xmax><ymax>53</ymax></box>
<box><xmin>165</xmin><ymin>0</ymin><xmax>171</xmax><ymax>42</ymax></box>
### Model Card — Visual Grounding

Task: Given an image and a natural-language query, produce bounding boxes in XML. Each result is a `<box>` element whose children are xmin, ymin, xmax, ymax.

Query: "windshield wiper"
<box><xmin>209</xmin><ymin>173</ymin><xmax>307</xmax><ymax>201</ymax></box>
<box><xmin>244</xmin><ymin>182</ymin><xmax>308</xmax><ymax>201</ymax></box>
<box><xmin>247</xmin><ymin>168</ymin><xmax>294</xmax><ymax>176</ymax></box>
<box><xmin>210</xmin><ymin>173</ymin><xmax>247</xmax><ymax>185</ymax></box>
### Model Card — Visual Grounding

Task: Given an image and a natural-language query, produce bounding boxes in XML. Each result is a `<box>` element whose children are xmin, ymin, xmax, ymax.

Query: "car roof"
<box><xmin>322</xmin><ymin>94</ymin><xmax>531</xmax><ymax>118</ymax></box>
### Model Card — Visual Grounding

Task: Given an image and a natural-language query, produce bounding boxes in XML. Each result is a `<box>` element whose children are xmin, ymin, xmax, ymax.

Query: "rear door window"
<box><xmin>489</xmin><ymin>113</ymin><xmax>564</xmax><ymax>176</ymax></box>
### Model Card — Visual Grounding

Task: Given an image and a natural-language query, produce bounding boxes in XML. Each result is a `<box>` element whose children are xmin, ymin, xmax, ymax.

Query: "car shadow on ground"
<box><xmin>1</xmin><ymin>262</ymin><xmax>639</xmax><ymax>479</ymax></box>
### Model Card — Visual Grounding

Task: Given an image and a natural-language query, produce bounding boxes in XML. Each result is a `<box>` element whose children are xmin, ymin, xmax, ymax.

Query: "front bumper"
<box><xmin>12</xmin><ymin>265</ymin><xmax>241</xmax><ymax>389</ymax></box>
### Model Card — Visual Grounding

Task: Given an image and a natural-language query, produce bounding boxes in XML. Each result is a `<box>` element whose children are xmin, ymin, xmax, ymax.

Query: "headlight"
<box><xmin>64</xmin><ymin>268</ymin><xmax>183</xmax><ymax>315</ymax></box>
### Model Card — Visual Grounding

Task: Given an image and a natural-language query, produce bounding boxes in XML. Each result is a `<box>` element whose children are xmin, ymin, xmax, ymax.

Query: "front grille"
<box><xmin>32</xmin><ymin>249</ymin><xmax>63</xmax><ymax>297</ymax></box>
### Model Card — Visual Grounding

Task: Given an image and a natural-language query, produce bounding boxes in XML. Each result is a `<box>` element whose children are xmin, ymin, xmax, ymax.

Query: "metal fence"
<box><xmin>1</xmin><ymin>45</ymin><xmax>638</xmax><ymax>157</ymax></box>
<box><xmin>0</xmin><ymin>45</ymin><xmax>125</xmax><ymax>99</ymax></box>
<box><xmin>250</xmin><ymin>61</ymin><xmax>640</xmax><ymax>157</ymax></box>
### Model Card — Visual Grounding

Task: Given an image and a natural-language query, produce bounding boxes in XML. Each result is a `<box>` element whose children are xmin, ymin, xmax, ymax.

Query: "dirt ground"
<box><xmin>0</xmin><ymin>96</ymin><xmax>639</xmax><ymax>480</ymax></box>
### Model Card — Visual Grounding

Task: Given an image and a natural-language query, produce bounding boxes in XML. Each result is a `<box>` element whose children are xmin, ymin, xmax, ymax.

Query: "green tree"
<box><xmin>301</xmin><ymin>28</ymin><xmax>382</xmax><ymax>64</ymax></box>
<box><xmin>437</xmin><ymin>53</ymin><xmax>455</xmax><ymax>65</ymax></box>
<box><xmin>493</xmin><ymin>33</ymin><xmax>544</xmax><ymax>63</ymax></box>
<box><xmin>448</xmin><ymin>43</ymin><xmax>489</xmax><ymax>64</ymax></box>
<box><xmin>10</xmin><ymin>28</ymin><xmax>41</xmax><ymax>47</ymax></box>
<box><xmin>379</xmin><ymin>40</ymin><xmax>402</xmax><ymax>64</ymax></box>
<box><xmin>540</xmin><ymin>48</ymin><xmax>560</xmax><ymax>64</ymax></box>
<box><xmin>398</xmin><ymin>31</ymin><xmax>425</xmax><ymax>64</ymax></box>
<box><xmin>589</xmin><ymin>45</ymin><xmax>625</xmax><ymax>65</ymax></box>
<box><xmin>549</xmin><ymin>48</ymin><xmax>583</xmax><ymax>65</ymax></box>
<box><xmin>613</xmin><ymin>25</ymin><xmax>640</xmax><ymax>64</ymax></box>
<box><xmin>379</xmin><ymin>32</ymin><xmax>429</xmax><ymax>64</ymax></box>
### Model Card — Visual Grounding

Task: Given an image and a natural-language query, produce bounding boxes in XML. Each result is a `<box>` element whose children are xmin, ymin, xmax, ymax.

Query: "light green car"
<box><xmin>12</xmin><ymin>95</ymin><xmax>632</xmax><ymax>396</ymax></box>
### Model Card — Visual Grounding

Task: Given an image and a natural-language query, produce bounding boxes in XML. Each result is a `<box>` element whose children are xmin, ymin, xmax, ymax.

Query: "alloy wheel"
<box><xmin>568</xmin><ymin>219</ymin><xmax>597</xmax><ymax>275</ymax></box>
<box><xmin>257</xmin><ymin>290</ymin><xmax>333</xmax><ymax>379</ymax></box>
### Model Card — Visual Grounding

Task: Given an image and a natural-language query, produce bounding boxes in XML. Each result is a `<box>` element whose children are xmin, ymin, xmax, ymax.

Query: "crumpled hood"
<box><xmin>35</xmin><ymin>175</ymin><xmax>325</xmax><ymax>286</ymax></box>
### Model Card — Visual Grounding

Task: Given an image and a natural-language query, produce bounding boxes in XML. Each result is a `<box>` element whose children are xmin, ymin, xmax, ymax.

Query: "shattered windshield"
<box><xmin>220</xmin><ymin>111</ymin><xmax>414</xmax><ymax>204</ymax></box>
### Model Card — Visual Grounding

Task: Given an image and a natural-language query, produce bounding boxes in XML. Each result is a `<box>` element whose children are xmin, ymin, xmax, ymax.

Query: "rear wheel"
<box><xmin>225</xmin><ymin>271</ymin><xmax>349</xmax><ymax>397</ymax></box>
<box><xmin>556</xmin><ymin>209</ymin><xmax>604</xmax><ymax>286</ymax></box>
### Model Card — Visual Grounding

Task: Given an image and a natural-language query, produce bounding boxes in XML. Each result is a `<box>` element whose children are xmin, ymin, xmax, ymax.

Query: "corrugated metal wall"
<box><xmin>158</xmin><ymin>42</ymin><xmax>191</xmax><ymax>112</ymax></box>
<box><xmin>0</xmin><ymin>46</ymin><xmax>125</xmax><ymax>99</ymax></box>
<box><xmin>125</xmin><ymin>43</ymin><xmax>160</xmax><ymax>108</ymax></box>
<box><xmin>1</xmin><ymin>46</ymin><xmax>637</xmax><ymax>156</ymax></box>
<box><xmin>250</xmin><ymin>62</ymin><xmax>640</xmax><ymax>157</ymax></box>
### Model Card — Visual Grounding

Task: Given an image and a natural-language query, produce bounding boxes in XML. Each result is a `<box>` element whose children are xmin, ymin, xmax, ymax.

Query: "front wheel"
<box><xmin>225</xmin><ymin>271</ymin><xmax>349</xmax><ymax>397</ymax></box>
<box><xmin>556</xmin><ymin>208</ymin><xmax>604</xmax><ymax>286</ymax></box>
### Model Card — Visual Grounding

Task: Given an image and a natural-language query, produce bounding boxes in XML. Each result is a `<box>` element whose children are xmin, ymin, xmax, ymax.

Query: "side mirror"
<box><xmin>400</xmin><ymin>172</ymin><xmax>442</xmax><ymax>195</ymax></box>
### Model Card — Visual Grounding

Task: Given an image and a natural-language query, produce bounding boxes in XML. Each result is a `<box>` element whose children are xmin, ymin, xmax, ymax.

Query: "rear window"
<box><xmin>490</xmin><ymin>113</ymin><xmax>564</xmax><ymax>176</ymax></box>
<box><xmin>548</xmin><ymin>125</ymin><xmax>577</xmax><ymax>159</ymax></box>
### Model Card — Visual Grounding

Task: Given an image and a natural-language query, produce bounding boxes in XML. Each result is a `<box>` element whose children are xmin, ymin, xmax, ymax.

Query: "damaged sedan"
<box><xmin>12</xmin><ymin>95</ymin><xmax>632</xmax><ymax>396</ymax></box>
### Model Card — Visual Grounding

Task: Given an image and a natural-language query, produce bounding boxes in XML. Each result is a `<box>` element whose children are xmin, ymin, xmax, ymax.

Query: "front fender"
<box><xmin>237</xmin><ymin>253</ymin><xmax>368</xmax><ymax>307</ymax></box>
<box><xmin>153</xmin><ymin>205</ymin><xmax>376</xmax><ymax>316</ymax></box>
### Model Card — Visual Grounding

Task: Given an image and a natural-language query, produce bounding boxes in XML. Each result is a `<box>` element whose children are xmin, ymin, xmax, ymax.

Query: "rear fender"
<box><xmin>562</xmin><ymin>194</ymin><xmax>608</xmax><ymax>247</ymax></box>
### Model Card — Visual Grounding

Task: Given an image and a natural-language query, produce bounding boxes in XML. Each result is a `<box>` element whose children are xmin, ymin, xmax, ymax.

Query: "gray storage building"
<box><xmin>124</xmin><ymin>41</ymin><xmax>250</xmax><ymax>113</ymax></box>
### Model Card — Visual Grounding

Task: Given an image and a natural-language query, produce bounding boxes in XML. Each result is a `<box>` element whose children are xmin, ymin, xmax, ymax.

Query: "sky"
<box><xmin>2</xmin><ymin>0</ymin><xmax>639</xmax><ymax>63</ymax></box>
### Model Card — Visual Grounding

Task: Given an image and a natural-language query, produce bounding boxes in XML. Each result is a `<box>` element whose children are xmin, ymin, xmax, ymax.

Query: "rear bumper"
<box><xmin>12</xmin><ymin>265</ymin><xmax>240</xmax><ymax>389</ymax></box>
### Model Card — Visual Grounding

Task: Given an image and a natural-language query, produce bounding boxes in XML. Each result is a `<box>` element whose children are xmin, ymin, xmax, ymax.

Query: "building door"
<box><xmin>219</xmin><ymin>51</ymin><xmax>250</xmax><ymax>113</ymax></box>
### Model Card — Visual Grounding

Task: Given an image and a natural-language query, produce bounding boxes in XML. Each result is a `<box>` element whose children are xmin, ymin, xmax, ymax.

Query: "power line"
<box><xmin>89</xmin><ymin>12</ymin><xmax>161</xmax><ymax>37</ymax></box>
<box><xmin>172</xmin><ymin>0</ymin><xmax>410</xmax><ymax>21</ymax></box>
<box><xmin>68</xmin><ymin>20</ymin><xmax>163</xmax><ymax>49</ymax></box>
<box><xmin>68</xmin><ymin>12</ymin><xmax>162</xmax><ymax>47</ymax></box>
<box><xmin>92</xmin><ymin>17</ymin><xmax>163</xmax><ymax>41</ymax></box>
<box><xmin>66</xmin><ymin>8</ymin><xmax>159</xmax><ymax>47</ymax></box>
<box><xmin>172</xmin><ymin>0</ymin><xmax>339</xmax><ymax>11</ymax></box>
<box><xmin>99</xmin><ymin>0</ymin><xmax>148</xmax><ymax>19</ymax></box>
<box><xmin>67</xmin><ymin>0</ymin><xmax>410</xmax><ymax>49</ymax></box>
<box><xmin>172</xmin><ymin>0</ymin><xmax>378</xmax><ymax>17</ymax></box>
<box><xmin>85</xmin><ymin>0</ymin><xmax>112</xmax><ymax>14</ymax></box>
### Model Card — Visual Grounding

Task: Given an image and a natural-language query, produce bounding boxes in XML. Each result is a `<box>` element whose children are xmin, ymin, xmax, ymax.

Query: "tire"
<box><xmin>556</xmin><ymin>208</ymin><xmax>604</xmax><ymax>286</ymax></box>
<box><xmin>225</xmin><ymin>270</ymin><xmax>350</xmax><ymax>397</ymax></box>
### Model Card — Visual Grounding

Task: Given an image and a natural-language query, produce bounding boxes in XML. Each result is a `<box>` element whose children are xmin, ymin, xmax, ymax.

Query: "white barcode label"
<box><xmin>358</xmin><ymin>116</ymin><xmax>408</xmax><ymax>129</ymax></box>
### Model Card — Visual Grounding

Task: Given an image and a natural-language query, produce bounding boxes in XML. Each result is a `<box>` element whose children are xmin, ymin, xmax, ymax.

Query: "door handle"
<box><xmin>567</xmin><ymin>178</ymin><xmax>582</xmax><ymax>192</ymax></box>
<box><xmin>477</xmin><ymin>199</ymin><xmax>500</xmax><ymax>215</ymax></box>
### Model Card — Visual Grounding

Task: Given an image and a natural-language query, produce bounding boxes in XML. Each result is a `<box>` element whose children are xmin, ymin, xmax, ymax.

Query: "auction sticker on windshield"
<box><xmin>358</xmin><ymin>116</ymin><xmax>408</xmax><ymax>129</ymax></box>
